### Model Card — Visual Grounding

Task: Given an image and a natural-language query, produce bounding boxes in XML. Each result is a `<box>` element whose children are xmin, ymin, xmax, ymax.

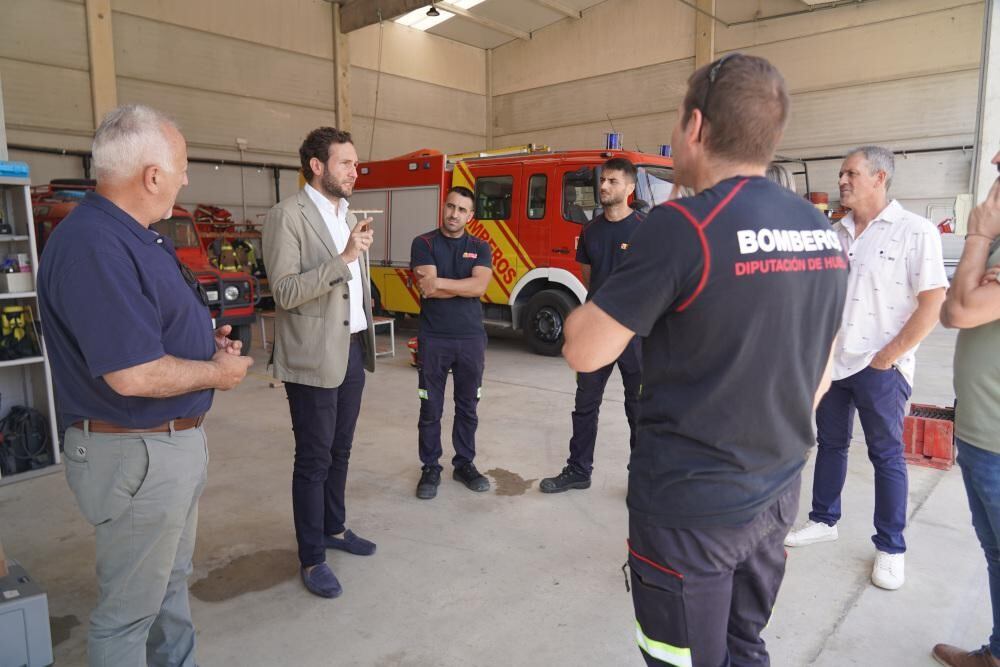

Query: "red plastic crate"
<box><xmin>902</xmin><ymin>403</ymin><xmax>956</xmax><ymax>470</ymax></box>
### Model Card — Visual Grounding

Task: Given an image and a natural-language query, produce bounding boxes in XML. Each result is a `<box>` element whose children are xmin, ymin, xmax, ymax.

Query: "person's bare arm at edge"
<box><xmin>105</xmin><ymin>349</ymin><xmax>253</xmax><ymax>398</ymax></box>
<box><xmin>563</xmin><ymin>301</ymin><xmax>635</xmax><ymax>372</ymax></box>
<box><xmin>942</xmin><ymin>177</ymin><xmax>1000</xmax><ymax>329</ymax></box>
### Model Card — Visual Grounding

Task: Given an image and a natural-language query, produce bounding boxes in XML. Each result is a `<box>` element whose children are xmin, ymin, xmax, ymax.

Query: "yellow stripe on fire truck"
<box><xmin>452</xmin><ymin>161</ymin><xmax>535</xmax><ymax>303</ymax></box>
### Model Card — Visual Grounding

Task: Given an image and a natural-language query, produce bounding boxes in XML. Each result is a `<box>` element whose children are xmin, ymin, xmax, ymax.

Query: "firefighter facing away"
<box><xmin>412</xmin><ymin>186</ymin><xmax>494</xmax><ymax>499</ymax></box>
<box><xmin>539</xmin><ymin>157</ymin><xmax>644</xmax><ymax>494</ymax></box>
<box><xmin>562</xmin><ymin>54</ymin><xmax>847</xmax><ymax>666</ymax></box>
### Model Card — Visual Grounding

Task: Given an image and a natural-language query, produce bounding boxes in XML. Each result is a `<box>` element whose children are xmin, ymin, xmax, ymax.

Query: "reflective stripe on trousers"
<box><xmin>636</xmin><ymin>621</ymin><xmax>693</xmax><ymax>667</ymax></box>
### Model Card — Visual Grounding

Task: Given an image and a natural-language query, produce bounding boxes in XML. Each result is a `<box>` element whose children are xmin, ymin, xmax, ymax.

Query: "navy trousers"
<box><xmin>285</xmin><ymin>338</ymin><xmax>366</xmax><ymax>568</ymax></box>
<box><xmin>628</xmin><ymin>482</ymin><xmax>799</xmax><ymax>667</ymax></box>
<box><xmin>568</xmin><ymin>336</ymin><xmax>641</xmax><ymax>476</ymax></box>
<box><xmin>417</xmin><ymin>333</ymin><xmax>486</xmax><ymax>471</ymax></box>
<box><xmin>809</xmin><ymin>365</ymin><xmax>911</xmax><ymax>554</ymax></box>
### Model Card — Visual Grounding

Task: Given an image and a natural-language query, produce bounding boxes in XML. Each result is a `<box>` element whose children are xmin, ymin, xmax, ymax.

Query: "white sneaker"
<box><xmin>784</xmin><ymin>520</ymin><xmax>839</xmax><ymax>547</ymax></box>
<box><xmin>871</xmin><ymin>551</ymin><xmax>904</xmax><ymax>590</ymax></box>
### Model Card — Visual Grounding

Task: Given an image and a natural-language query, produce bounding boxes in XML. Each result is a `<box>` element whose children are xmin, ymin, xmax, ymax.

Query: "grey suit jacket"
<box><xmin>262</xmin><ymin>189</ymin><xmax>376</xmax><ymax>388</ymax></box>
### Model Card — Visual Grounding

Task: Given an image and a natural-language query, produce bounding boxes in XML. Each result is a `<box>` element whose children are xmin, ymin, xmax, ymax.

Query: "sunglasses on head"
<box><xmin>697</xmin><ymin>53</ymin><xmax>740</xmax><ymax>141</ymax></box>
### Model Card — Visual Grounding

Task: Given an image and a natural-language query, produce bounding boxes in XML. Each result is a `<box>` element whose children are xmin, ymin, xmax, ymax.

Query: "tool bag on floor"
<box><xmin>0</xmin><ymin>405</ymin><xmax>51</xmax><ymax>475</ymax></box>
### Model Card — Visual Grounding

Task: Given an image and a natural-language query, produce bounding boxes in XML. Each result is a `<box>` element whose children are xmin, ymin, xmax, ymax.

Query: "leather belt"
<box><xmin>71</xmin><ymin>415</ymin><xmax>205</xmax><ymax>434</ymax></box>
<box><xmin>350</xmin><ymin>332</ymin><xmax>364</xmax><ymax>342</ymax></box>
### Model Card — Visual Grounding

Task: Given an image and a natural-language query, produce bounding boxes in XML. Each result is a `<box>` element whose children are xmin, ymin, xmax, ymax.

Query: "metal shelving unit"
<box><xmin>0</xmin><ymin>173</ymin><xmax>59</xmax><ymax>484</ymax></box>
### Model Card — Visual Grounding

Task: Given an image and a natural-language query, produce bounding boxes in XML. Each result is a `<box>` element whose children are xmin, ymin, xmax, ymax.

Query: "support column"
<box><xmin>333</xmin><ymin>2</ymin><xmax>352</xmax><ymax>132</ymax></box>
<box><xmin>694</xmin><ymin>0</ymin><xmax>716</xmax><ymax>70</ymax></box>
<box><xmin>85</xmin><ymin>0</ymin><xmax>117</xmax><ymax>127</ymax></box>
<box><xmin>972</xmin><ymin>0</ymin><xmax>1000</xmax><ymax>209</ymax></box>
<box><xmin>0</xmin><ymin>74</ymin><xmax>8</xmax><ymax>161</ymax></box>
<box><xmin>485</xmin><ymin>49</ymin><xmax>494</xmax><ymax>150</ymax></box>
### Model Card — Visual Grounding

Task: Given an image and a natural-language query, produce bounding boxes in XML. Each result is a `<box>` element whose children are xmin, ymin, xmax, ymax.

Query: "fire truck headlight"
<box><xmin>206</xmin><ymin>289</ymin><xmax>219</xmax><ymax>302</ymax></box>
<box><xmin>224</xmin><ymin>285</ymin><xmax>240</xmax><ymax>302</ymax></box>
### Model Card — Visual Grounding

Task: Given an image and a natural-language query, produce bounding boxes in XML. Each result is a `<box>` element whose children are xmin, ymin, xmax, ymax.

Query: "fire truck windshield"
<box><xmin>637</xmin><ymin>165</ymin><xmax>676</xmax><ymax>207</ymax></box>
<box><xmin>151</xmin><ymin>217</ymin><xmax>200</xmax><ymax>248</ymax></box>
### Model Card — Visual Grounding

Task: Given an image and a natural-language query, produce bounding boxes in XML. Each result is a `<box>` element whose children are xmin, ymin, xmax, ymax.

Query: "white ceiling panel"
<box><xmin>428</xmin><ymin>17</ymin><xmax>513</xmax><ymax>49</ymax></box>
<box><xmin>401</xmin><ymin>0</ymin><xmax>607</xmax><ymax>49</ymax></box>
<box><xmin>474</xmin><ymin>0</ymin><xmax>567</xmax><ymax>31</ymax></box>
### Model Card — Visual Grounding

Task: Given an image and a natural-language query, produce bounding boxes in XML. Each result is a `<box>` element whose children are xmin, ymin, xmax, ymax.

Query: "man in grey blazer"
<box><xmin>262</xmin><ymin>127</ymin><xmax>377</xmax><ymax>599</ymax></box>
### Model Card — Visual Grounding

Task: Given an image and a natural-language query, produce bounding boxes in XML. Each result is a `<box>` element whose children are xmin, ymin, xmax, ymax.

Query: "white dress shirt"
<box><xmin>832</xmin><ymin>199</ymin><xmax>948</xmax><ymax>386</ymax></box>
<box><xmin>304</xmin><ymin>184</ymin><xmax>367</xmax><ymax>333</ymax></box>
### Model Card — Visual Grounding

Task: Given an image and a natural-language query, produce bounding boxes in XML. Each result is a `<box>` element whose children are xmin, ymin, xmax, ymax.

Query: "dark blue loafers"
<box><xmin>301</xmin><ymin>563</ymin><xmax>342</xmax><ymax>598</ymax></box>
<box><xmin>324</xmin><ymin>529</ymin><xmax>376</xmax><ymax>556</ymax></box>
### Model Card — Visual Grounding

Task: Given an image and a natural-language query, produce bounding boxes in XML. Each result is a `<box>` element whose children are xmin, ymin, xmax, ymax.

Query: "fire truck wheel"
<box><xmin>230</xmin><ymin>324</ymin><xmax>253</xmax><ymax>356</ymax></box>
<box><xmin>524</xmin><ymin>289</ymin><xmax>576</xmax><ymax>357</ymax></box>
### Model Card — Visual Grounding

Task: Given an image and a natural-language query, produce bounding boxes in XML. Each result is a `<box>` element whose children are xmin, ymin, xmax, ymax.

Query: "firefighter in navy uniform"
<box><xmin>563</xmin><ymin>55</ymin><xmax>848</xmax><ymax>666</ymax></box>
<box><xmin>411</xmin><ymin>186</ymin><xmax>493</xmax><ymax>499</ymax></box>
<box><xmin>540</xmin><ymin>157</ymin><xmax>643</xmax><ymax>493</ymax></box>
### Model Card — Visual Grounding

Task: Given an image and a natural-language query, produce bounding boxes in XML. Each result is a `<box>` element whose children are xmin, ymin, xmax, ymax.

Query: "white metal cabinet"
<box><xmin>0</xmin><ymin>174</ymin><xmax>59</xmax><ymax>484</ymax></box>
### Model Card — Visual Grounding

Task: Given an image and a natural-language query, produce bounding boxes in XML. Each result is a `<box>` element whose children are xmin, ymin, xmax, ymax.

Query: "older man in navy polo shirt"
<box><xmin>38</xmin><ymin>105</ymin><xmax>253</xmax><ymax>667</ymax></box>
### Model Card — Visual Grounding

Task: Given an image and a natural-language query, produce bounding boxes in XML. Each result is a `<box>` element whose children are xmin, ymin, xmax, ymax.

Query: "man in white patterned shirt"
<box><xmin>785</xmin><ymin>145</ymin><xmax>947</xmax><ymax>591</ymax></box>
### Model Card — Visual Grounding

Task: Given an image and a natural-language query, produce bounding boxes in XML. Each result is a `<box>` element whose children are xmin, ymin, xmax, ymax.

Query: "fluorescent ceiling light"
<box><xmin>395</xmin><ymin>7</ymin><xmax>453</xmax><ymax>30</ymax></box>
<box><xmin>394</xmin><ymin>1</ymin><xmax>487</xmax><ymax>31</ymax></box>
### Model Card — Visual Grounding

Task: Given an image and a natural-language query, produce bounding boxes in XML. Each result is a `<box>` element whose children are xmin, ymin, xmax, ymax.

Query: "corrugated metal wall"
<box><xmin>1</xmin><ymin>0</ymin><xmax>487</xmax><ymax>218</ymax></box>
<box><xmin>0</xmin><ymin>0</ymin><xmax>986</xmax><ymax>224</ymax></box>
<box><xmin>491</xmin><ymin>0</ymin><xmax>984</xmax><ymax>219</ymax></box>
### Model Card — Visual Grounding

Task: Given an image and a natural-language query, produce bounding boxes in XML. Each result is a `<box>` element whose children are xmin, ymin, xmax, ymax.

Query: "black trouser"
<box><xmin>417</xmin><ymin>333</ymin><xmax>486</xmax><ymax>471</ymax></box>
<box><xmin>568</xmin><ymin>336</ymin><xmax>641</xmax><ymax>475</ymax></box>
<box><xmin>628</xmin><ymin>481</ymin><xmax>799</xmax><ymax>667</ymax></box>
<box><xmin>285</xmin><ymin>338</ymin><xmax>366</xmax><ymax>568</ymax></box>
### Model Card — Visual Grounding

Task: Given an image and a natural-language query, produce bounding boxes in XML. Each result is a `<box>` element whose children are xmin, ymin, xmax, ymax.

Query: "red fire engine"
<box><xmin>31</xmin><ymin>180</ymin><xmax>258</xmax><ymax>353</ymax></box>
<box><xmin>353</xmin><ymin>146</ymin><xmax>675</xmax><ymax>355</ymax></box>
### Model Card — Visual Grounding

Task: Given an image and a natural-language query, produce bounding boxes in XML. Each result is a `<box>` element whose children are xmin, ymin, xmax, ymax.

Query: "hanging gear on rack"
<box><xmin>0</xmin><ymin>404</ymin><xmax>52</xmax><ymax>475</ymax></box>
<box><xmin>210</xmin><ymin>238</ymin><xmax>242</xmax><ymax>272</ymax></box>
<box><xmin>0</xmin><ymin>305</ymin><xmax>40</xmax><ymax>360</ymax></box>
<box><xmin>232</xmin><ymin>238</ymin><xmax>265</xmax><ymax>277</ymax></box>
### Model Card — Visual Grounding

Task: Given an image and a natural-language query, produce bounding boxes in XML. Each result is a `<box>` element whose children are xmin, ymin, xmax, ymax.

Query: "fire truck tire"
<box><xmin>230</xmin><ymin>324</ymin><xmax>253</xmax><ymax>356</ymax></box>
<box><xmin>524</xmin><ymin>289</ymin><xmax>577</xmax><ymax>357</ymax></box>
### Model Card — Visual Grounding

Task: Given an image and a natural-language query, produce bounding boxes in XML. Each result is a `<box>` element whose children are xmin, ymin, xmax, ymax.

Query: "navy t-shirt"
<box><xmin>576</xmin><ymin>211</ymin><xmax>644</xmax><ymax>297</ymax></box>
<box><xmin>38</xmin><ymin>193</ymin><xmax>215</xmax><ymax>429</ymax></box>
<box><xmin>410</xmin><ymin>229</ymin><xmax>492</xmax><ymax>338</ymax></box>
<box><xmin>592</xmin><ymin>176</ymin><xmax>848</xmax><ymax>527</ymax></box>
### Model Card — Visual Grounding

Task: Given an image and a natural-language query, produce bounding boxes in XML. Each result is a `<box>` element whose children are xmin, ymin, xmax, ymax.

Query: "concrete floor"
<box><xmin>0</xmin><ymin>323</ymin><xmax>991</xmax><ymax>666</ymax></box>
